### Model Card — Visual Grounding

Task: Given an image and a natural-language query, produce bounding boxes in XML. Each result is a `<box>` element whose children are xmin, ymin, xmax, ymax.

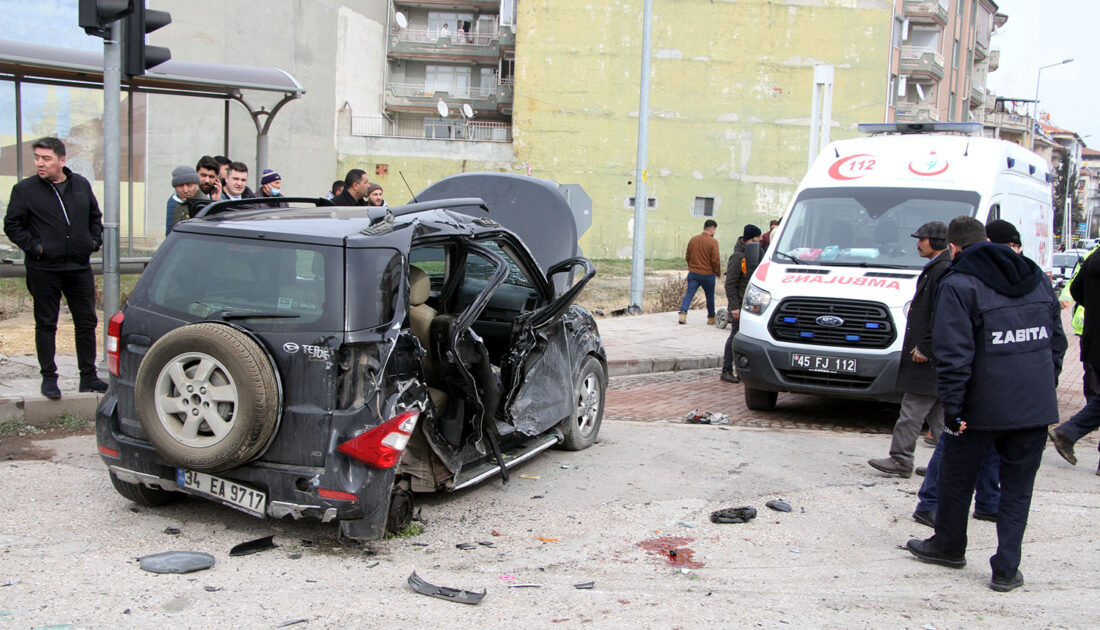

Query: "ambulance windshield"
<box><xmin>772</xmin><ymin>187</ymin><xmax>979</xmax><ymax>269</ymax></box>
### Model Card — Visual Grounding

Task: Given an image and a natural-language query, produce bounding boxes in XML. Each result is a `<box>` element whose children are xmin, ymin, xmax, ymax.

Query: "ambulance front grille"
<box><xmin>768</xmin><ymin>297</ymin><xmax>896</xmax><ymax>349</ymax></box>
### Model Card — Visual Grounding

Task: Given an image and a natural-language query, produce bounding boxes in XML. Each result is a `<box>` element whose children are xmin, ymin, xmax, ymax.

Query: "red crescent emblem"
<box><xmin>828</xmin><ymin>154</ymin><xmax>875</xmax><ymax>180</ymax></box>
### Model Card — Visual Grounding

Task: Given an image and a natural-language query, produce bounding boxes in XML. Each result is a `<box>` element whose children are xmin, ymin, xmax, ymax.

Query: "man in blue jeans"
<box><xmin>678</xmin><ymin>219</ymin><xmax>721</xmax><ymax>325</ymax></box>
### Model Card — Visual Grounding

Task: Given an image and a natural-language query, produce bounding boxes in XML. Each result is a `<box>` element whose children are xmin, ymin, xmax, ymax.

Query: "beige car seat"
<box><xmin>408</xmin><ymin>266</ymin><xmax>447</xmax><ymax>413</ymax></box>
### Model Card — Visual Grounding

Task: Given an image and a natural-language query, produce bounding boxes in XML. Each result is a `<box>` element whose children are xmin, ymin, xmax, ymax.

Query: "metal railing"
<box><xmin>386</xmin><ymin>82</ymin><xmax>496</xmax><ymax>99</ymax></box>
<box><xmin>391</xmin><ymin>27</ymin><xmax>497</xmax><ymax>47</ymax></box>
<box><xmin>350</xmin><ymin>116</ymin><xmax>511</xmax><ymax>142</ymax></box>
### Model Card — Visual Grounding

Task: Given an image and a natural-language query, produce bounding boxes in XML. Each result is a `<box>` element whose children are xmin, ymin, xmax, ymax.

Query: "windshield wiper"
<box><xmin>215</xmin><ymin>311</ymin><xmax>301</xmax><ymax>320</ymax></box>
<box><xmin>818</xmin><ymin>261</ymin><xmax>912</xmax><ymax>270</ymax></box>
<box><xmin>773</xmin><ymin>250</ymin><xmax>805</xmax><ymax>265</ymax></box>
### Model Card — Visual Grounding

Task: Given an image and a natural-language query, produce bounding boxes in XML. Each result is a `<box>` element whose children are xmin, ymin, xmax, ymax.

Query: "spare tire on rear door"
<box><xmin>135</xmin><ymin>322</ymin><xmax>281</xmax><ymax>473</ymax></box>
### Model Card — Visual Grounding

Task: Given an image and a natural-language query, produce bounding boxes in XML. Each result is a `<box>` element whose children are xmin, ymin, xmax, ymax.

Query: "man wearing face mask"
<box><xmin>257</xmin><ymin>169</ymin><xmax>287</xmax><ymax>208</ymax></box>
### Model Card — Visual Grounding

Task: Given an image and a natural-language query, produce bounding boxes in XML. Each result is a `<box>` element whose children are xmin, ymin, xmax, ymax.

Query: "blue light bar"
<box><xmin>846</xmin><ymin>335</ymin><xmax>860</xmax><ymax>341</ymax></box>
<box><xmin>800</xmin><ymin>332</ymin><xmax>814</xmax><ymax>338</ymax></box>
<box><xmin>783</xmin><ymin>317</ymin><xmax>797</xmax><ymax>323</ymax></box>
<box><xmin>865</xmin><ymin>323</ymin><xmax>880</xmax><ymax>329</ymax></box>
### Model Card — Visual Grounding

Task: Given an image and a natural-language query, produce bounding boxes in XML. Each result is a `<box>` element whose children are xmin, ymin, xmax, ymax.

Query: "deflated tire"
<box><xmin>135</xmin><ymin>323</ymin><xmax>280</xmax><ymax>473</ymax></box>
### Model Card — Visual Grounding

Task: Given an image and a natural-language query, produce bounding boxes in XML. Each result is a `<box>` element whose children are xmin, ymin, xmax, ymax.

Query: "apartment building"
<box><xmin>889</xmin><ymin>0</ymin><xmax>1003</xmax><ymax>123</ymax></box>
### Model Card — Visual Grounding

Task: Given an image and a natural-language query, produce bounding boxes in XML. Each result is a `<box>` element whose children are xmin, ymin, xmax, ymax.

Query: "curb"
<box><xmin>608</xmin><ymin>355</ymin><xmax>721</xmax><ymax>377</ymax></box>
<box><xmin>1</xmin><ymin>392</ymin><xmax>101</xmax><ymax>427</ymax></box>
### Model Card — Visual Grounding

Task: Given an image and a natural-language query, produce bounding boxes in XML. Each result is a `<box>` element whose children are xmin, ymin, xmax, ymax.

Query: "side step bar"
<box><xmin>452</xmin><ymin>431</ymin><xmax>562</xmax><ymax>491</ymax></box>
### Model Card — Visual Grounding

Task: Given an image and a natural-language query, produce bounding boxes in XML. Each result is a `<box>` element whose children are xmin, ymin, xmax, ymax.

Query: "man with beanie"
<box><xmin>985</xmin><ymin>219</ymin><xmax>1022</xmax><ymax>253</ymax></box>
<box><xmin>720</xmin><ymin>224</ymin><xmax>763</xmax><ymax>382</ymax></box>
<box><xmin>678</xmin><ymin>219</ymin><xmax>722</xmax><ymax>325</ymax></box>
<box><xmin>3</xmin><ymin>137</ymin><xmax>107</xmax><ymax>398</ymax></box>
<box><xmin>257</xmin><ymin>169</ymin><xmax>287</xmax><ymax>208</ymax></box>
<box><xmin>166</xmin><ymin>165</ymin><xmax>201</xmax><ymax>235</ymax></box>
<box><xmin>905</xmin><ymin>216</ymin><xmax>1065</xmax><ymax>593</ymax></box>
<box><xmin>868</xmin><ymin>221</ymin><xmax>950</xmax><ymax>479</ymax></box>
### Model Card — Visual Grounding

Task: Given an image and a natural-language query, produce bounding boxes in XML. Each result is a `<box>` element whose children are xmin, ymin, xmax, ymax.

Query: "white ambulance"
<box><xmin>733</xmin><ymin>123</ymin><xmax>1054</xmax><ymax>410</ymax></box>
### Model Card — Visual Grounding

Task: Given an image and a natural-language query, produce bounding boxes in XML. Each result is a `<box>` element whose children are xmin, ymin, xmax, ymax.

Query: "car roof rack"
<box><xmin>371</xmin><ymin>197</ymin><xmax>490</xmax><ymax>225</ymax></box>
<box><xmin>858</xmin><ymin>122</ymin><xmax>983</xmax><ymax>136</ymax></box>
<box><xmin>191</xmin><ymin>197</ymin><xmax>335</xmax><ymax>219</ymax></box>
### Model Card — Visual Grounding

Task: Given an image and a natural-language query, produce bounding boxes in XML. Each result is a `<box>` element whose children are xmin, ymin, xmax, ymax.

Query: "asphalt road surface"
<box><xmin>0</xmin><ymin>370</ymin><xmax>1097</xmax><ymax>629</ymax></box>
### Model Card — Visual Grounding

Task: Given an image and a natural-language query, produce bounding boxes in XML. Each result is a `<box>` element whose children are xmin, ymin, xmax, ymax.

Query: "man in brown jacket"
<box><xmin>678</xmin><ymin>219</ymin><xmax>721</xmax><ymax>324</ymax></box>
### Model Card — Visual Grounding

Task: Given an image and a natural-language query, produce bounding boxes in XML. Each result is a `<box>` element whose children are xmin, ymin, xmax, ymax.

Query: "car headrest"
<box><xmin>409</xmin><ymin>266</ymin><xmax>430</xmax><ymax>306</ymax></box>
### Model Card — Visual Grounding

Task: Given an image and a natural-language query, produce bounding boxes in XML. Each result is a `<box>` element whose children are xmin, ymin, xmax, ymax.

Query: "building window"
<box><xmin>626</xmin><ymin>196</ymin><xmax>658</xmax><ymax>210</ymax></box>
<box><xmin>426</xmin><ymin>65</ymin><xmax>472</xmax><ymax>98</ymax></box>
<box><xmin>953</xmin><ymin>39</ymin><xmax>960</xmax><ymax>69</ymax></box>
<box><xmin>692</xmin><ymin>196</ymin><xmax>715</xmax><ymax>217</ymax></box>
<box><xmin>892</xmin><ymin>16</ymin><xmax>904</xmax><ymax>49</ymax></box>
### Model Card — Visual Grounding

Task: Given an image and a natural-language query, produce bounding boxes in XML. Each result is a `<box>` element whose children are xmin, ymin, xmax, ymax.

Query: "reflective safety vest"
<box><xmin>1061</xmin><ymin>245</ymin><xmax>1100</xmax><ymax>336</ymax></box>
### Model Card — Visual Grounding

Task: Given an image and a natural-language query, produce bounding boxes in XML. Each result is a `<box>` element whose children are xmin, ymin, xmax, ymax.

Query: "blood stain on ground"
<box><xmin>636</xmin><ymin>536</ymin><xmax>705</xmax><ymax>569</ymax></box>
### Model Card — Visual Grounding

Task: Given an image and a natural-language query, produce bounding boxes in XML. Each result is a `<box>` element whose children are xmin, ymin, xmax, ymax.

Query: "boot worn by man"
<box><xmin>912</xmin><ymin>509</ymin><xmax>936</xmax><ymax>528</ymax></box>
<box><xmin>905</xmin><ymin>538</ymin><xmax>966</xmax><ymax>568</ymax></box>
<box><xmin>867</xmin><ymin>457</ymin><xmax>913</xmax><ymax>478</ymax></box>
<box><xmin>40</xmin><ymin>378</ymin><xmax>61</xmax><ymax>400</ymax></box>
<box><xmin>1047</xmin><ymin>426</ymin><xmax>1077</xmax><ymax>465</ymax></box>
<box><xmin>79</xmin><ymin>376</ymin><xmax>109</xmax><ymax>394</ymax></box>
<box><xmin>678</xmin><ymin>312</ymin><xmax>687</xmax><ymax>325</ymax></box>
<box><xmin>707</xmin><ymin>316</ymin><xmax>716</xmax><ymax>325</ymax></box>
<box><xmin>990</xmin><ymin>570</ymin><xmax>1024</xmax><ymax>592</ymax></box>
<box><xmin>720</xmin><ymin>370</ymin><xmax>740</xmax><ymax>384</ymax></box>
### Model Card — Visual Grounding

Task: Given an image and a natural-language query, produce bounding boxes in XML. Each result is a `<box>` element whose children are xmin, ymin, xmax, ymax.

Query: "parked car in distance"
<box><xmin>96</xmin><ymin>175</ymin><xmax>606</xmax><ymax>541</ymax></box>
<box><xmin>1053</xmin><ymin>249</ymin><xmax>1090</xmax><ymax>293</ymax></box>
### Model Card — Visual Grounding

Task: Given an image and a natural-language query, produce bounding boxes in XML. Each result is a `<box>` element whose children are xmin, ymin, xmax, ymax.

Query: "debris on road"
<box><xmin>573</xmin><ymin>581</ymin><xmax>595</xmax><ymax>589</ymax></box>
<box><xmin>163</xmin><ymin>527</ymin><xmax>181</xmax><ymax>535</ymax></box>
<box><xmin>637</xmin><ymin>536</ymin><xmax>705</xmax><ymax>569</ymax></box>
<box><xmin>455</xmin><ymin>542</ymin><xmax>478</xmax><ymax>550</ymax></box>
<box><xmin>710</xmin><ymin>506</ymin><xmax>757</xmax><ymax>524</ymax></box>
<box><xmin>535</xmin><ymin>536</ymin><xmax>558</xmax><ymax>542</ymax></box>
<box><xmin>683</xmin><ymin>409</ymin><xmax>731</xmax><ymax>425</ymax></box>
<box><xmin>407</xmin><ymin>571</ymin><xmax>486</xmax><ymax>605</ymax></box>
<box><xmin>519</xmin><ymin>474</ymin><xmax>540</xmax><ymax>479</ymax></box>
<box><xmin>766</xmin><ymin>499</ymin><xmax>792</xmax><ymax>513</ymax></box>
<box><xmin>230</xmin><ymin>535</ymin><xmax>278</xmax><ymax>557</ymax></box>
<box><xmin>138</xmin><ymin>551</ymin><xmax>215</xmax><ymax>574</ymax></box>
<box><xmin>276</xmin><ymin>618</ymin><xmax>309</xmax><ymax>627</ymax></box>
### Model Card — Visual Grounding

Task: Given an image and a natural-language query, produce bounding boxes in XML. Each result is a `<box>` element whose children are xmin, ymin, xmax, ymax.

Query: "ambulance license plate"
<box><xmin>176</xmin><ymin>468</ymin><xmax>266</xmax><ymax>517</ymax></box>
<box><xmin>790</xmin><ymin>353</ymin><xmax>858</xmax><ymax>374</ymax></box>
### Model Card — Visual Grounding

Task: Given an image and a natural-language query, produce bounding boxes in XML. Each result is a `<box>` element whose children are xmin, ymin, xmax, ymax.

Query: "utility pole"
<box><xmin>102</xmin><ymin>21</ymin><xmax>121</xmax><ymax>355</ymax></box>
<box><xmin>629</xmin><ymin>0</ymin><xmax>653</xmax><ymax>311</ymax></box>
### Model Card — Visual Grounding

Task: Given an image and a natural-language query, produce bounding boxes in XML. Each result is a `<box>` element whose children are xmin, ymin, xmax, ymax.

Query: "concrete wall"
<box><xmin>345</xmin><ymin>0</ymin><xmax>894</xmax><ymax>259</ymax></box>
<box><xmin>145</xmin><ymin>0</ymin><xmax>386</xmax><ymax>242</ymax></box>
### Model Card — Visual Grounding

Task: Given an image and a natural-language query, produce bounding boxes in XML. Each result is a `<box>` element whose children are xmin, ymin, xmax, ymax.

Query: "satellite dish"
<box><xmin>394</xmin><ymin>12</ymin><xmax>408</xmax><ymax>29</ymax></box>
<box><xmin>436</xmin><ymin>99</ymin><xmax>449</xmax><ymax>118</ymax></box>
<box><xmin>462</xmin><ymin>103</ymin><xmax>474</xmax><ymax>119</ymax></box>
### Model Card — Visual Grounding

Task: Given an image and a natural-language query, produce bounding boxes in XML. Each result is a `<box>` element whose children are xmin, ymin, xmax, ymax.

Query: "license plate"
<box><xmin>790</xmin><ymin>353</ymin><xmax>858</xmax><ymax>374</ymax></box>
<box><xmin>176</xmin><ymin>468</ymin><xmax>267</xmax><ymax>517</ymax></box>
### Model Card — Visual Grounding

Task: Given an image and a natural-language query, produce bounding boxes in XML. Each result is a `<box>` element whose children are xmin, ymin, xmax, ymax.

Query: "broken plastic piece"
<box><xmin>477</xmin><ymin>541</ymin><xmax>495</xmax><ymax>548</ymax></box>
<box><xmin>684</xmin><ymin>410</ymin><xmax>731</xmax><ymax>425</ymax></box>
<box><xmin>766</xmin><ymin>499</ymin><xmax>792</xmax><ymax>513</ymax></box>
<box><xmin>138</xmin><ymin>551</ymin><xmax>215</xmax><ymax>574</ymax></box>
<box><xmin>535</xmin><ymin>537</ymin><xmax>558</xmax><ymax>542</ymax></box>
<box><xmin>505</xmin><ymin>583</ymin><xmax>541</xmax><ymax>588</ymax></box>
<box><xmin>455</xmin><ymin>542</ymin><xmax>478</xmax><ymax>550</ymax></box>
<box><xmin>710</xmin><ymin>506</ymin><xmax>757</xmax><ymax>524</ymax></box>
<box><xmin>519</xmin><ymin>474</ymin><xmax>540</xmax><ymax>479</ymax></box>
<box><xmin>276</xmin><ymin>619</ymin><xmax>309</xmax><ymax>628</ymax></box>
<box><xmin>163</xmin><ymin>527</ymin><xmax>181</xmax><ymax>535</ymax></box>
<box><xmin>573</xmin><ymin>581</ymin><xmax>595</xmax><ymax>589</ymax></box>
<box><xmin>407</xmin><ymin>571</ymin><xmax>486</xmax><ymax>605</ymax></box>
<box><xmin>203</xmin><ymin>586</ymin><xmax>222</xmax><ymax>592</ymax></box>
<box><xmin>230</xmin><ymin>535</ymin><xmax>279</xmax><ymax>557</ymax></box>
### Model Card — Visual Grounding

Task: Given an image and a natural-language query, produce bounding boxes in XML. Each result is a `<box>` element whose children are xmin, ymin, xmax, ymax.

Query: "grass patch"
<box><xmin>590</xmin><ymin>258</ymin><xmax>684</xmax><ymax>276</ymax></box>
<box><xmin>384</xmin><ymin>522</ymin><xmax>424</xmax><ymax>539</ymax></box>
<box><xmin>46</xmin><ymin>413</ymin><xmax>90</xmax><ymax>432</ymax></box>
<box><xmin>0</xmin><ymin>418</ymin><xmax>40</xmax><ymax>439</ymax></box>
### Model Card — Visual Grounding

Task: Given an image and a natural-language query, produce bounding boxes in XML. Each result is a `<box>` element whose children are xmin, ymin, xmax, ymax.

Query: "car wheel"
<box><xmin>386</xmin><ymin>485</ymin><xmax>414</xmax><ymax>534</ymax></box>
<box><xmin>558</xmin><ymin>355</ymin><xmax>606</xmax><ymax>451</ymax></box>
<box><xmin>135</xmin><ymin>323</ymin><xmax>280</xmax><ymax>473</ymax></box>
<box><xmin>108</xmin><ymin>471</ymin><xmax>183</xmax><ymax>507</ymax></box>
<box><xmin>715</xmin><ymin>308</ymin><xmax>729</xmax><ymax>329</ymax></box>
<box><xmin>744</xmin><ymin>387</ymin><xmax>778</xmax><ymax>411</ymax></box>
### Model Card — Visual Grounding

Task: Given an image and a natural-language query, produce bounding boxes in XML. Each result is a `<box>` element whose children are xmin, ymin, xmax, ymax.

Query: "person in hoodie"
<box><xmin>905</xmin><ymin>216</ymin><xmax>1066</xmax><ymax>593</ymax></box>
<box><xmin>3</xmin><ymin>137</ymin><xmax>108</xmax><ymax>399</ymax></box>
<box><xmin>719</xmin><ymin>224</ymin><xmax>762</xmax><ymax>383</ymax></box>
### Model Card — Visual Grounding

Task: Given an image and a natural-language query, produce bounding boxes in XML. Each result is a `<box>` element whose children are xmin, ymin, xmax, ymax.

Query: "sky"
<box><xmin>987</xmin><ymin>0</ymin><xmax>1099</xmax><ymax>147</ymax></box>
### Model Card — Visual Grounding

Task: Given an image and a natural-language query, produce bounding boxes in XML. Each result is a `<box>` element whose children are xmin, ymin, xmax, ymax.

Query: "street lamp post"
<box><xmin>1030</xmin><ymin>58</ymin><xmax>1073</xmax><ymax>151</ymax></box>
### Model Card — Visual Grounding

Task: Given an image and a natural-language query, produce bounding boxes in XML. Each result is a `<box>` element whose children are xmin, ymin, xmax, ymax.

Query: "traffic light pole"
<box><xmin>102</xmin><ymin>21</ymin><xmax>121</xmax><ymax>358</ymax></box>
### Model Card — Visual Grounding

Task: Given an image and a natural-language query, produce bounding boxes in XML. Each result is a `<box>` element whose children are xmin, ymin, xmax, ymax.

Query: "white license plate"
<box><xmin>176</xmin><ymin>468</ymin><xmax>267</xmax><ymax>517</ymax></box>
<box><xmin>790</xmin><ymin>353</ymin><xmax>858</xmax><ymax>374</ymax></box>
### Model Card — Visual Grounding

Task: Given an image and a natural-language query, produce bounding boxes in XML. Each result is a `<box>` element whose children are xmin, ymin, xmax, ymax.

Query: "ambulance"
<box><xmin>733</xmin><ymin>122</ymin><xmax>1054</xmax><ymax>410</ymax></box>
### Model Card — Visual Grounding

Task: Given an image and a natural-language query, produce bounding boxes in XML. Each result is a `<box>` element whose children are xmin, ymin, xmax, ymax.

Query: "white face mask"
<box><xmin>269</xmin><ymin>187</ymin><xmax>281</xmax><ymax>196</ymax></box>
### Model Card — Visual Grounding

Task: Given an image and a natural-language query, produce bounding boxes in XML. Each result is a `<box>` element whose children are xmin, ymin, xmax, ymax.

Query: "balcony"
<box><xmin>985</xmin><ymin>110</ymin><xmax>1030</xmax><ymax>135</ymax></box>
<box><xmin>900</xmin><ymin>47</ymin><xmax>945</xmax><ymax>81</ymax></box>
<box><xmin>974</xmin><ymin>38</ymin><xmax>988</xmax><ymax>61</ymax></box>
<box><xmin>395</xmin><ymin>0</ymin><xmax>498</xmax><ymax>9</ymax></box>
<box><xmin>385</xmin><ymin>81</ymin><xmax>514</xmax><ymax>116</ymax></box>
<box><xmin>389</xmin><ymin>27</ymin><xmax>500</xmax><ymax>63</ymax></box>
<box><xmin>988</xmin><ymin>49</ymin><xmax>999</xmax><ymax>72</ymax></box>
<box><xmin>896</xmin><ymin>103</ymin><xmax>940</xmax><ymax>123</ymax></box>
<box><xmin>970</xmin><ymin>86</ymin><xmax>985</xmax><ymax>108</ymax></box>
<box><xmin>350</xmin><ymin>115</ymin><xmax>512</xmax><ymax>142</ymax></box>
<box><xmin>903</xmin><ymin>0</ymin><xmax>948</xmax><ymax>26</ymax></box>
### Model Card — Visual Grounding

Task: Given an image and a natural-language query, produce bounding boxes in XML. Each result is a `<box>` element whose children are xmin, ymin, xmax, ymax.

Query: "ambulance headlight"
<box><xmin>743</xmin><ymin>284</ymin><xmax>772</xmax><ymax>315</ymax></box>
<box><xmin>903</xmin><ymin>300</ymin><xmax>912</xmax><ymax>317</ymax></box>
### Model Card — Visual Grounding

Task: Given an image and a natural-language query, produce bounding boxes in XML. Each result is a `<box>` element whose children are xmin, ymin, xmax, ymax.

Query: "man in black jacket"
<box><xmin>868</xmin><ymin>221</ymin><xmax>950</xmax><ymax>478</ymax></box>
<box><xmin>3</xmin><ymin>137</ymin><xmax>107</xmax><ymax>398</ymax></box>
<box><xmin>905</xmin><ymin>216</ymin><xmax>1066</xmax><ymax>593</ymax></box>
<box><xmin>720</xmin><ymin>224</ymin><xmax>762</xmax><ymax>383</ymax></box>
<box><xmin>333</xmin><ymin>169</ymin><xmax>370</xmax><ymax>206</ymax></box>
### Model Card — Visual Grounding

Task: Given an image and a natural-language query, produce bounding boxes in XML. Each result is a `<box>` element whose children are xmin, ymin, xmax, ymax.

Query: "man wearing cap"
<box><xmin>986</xmin><ymin>219</ymin><xmax>1022</xmax><ymax>254</ymax></box>
<box><xmin>720</xmin><ymin>224</ymin><xmax>763</xmax><ymax>383</ymax></box>
<box><xmin>677</xmin><ymin>219</ymin><xmax>722</xmax><ymax>325</ymax></box>
<box><xmin>257</xmin><ymin>169</ymin><xmax>287</xmax><ymax>208</ymax></box>
<box><xmin>868</xmin><ymin>221</ymin><xmax>950</xmax><ymax>479</ymax></box>
<box><xmin>166</xmin><ymin>165</ymin><xmax>201</xmax><ymax>235</ymax></box>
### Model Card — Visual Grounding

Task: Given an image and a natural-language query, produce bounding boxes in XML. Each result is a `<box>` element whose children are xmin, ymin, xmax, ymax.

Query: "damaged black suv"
<box><xmin>97</xmin><ymin>173</ymin><xmax>606</xmax><ymax>540</ymax></box>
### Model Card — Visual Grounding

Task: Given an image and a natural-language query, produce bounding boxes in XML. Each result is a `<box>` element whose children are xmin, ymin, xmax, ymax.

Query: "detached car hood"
<box><xmin>417</xmin><ymin>173</ymin><xmax>579</xmax><ymax>291</ymax></box>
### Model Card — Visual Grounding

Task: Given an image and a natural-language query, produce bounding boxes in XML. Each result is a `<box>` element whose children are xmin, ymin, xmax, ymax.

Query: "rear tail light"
<box><xmin>337</xmin><ymin>409</ymin><xmax>420</xmax><ymax>469</ymax></box>
<box><xmin>107</xmin><ymin>311</ymin><xmax>124</xmax><ymax>376</ymax></box>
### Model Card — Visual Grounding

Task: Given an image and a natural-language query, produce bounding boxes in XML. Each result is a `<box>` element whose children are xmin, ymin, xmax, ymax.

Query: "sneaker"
<box><xmin>973</xmin><ymin>511</ymin><xmax>998</xmax><ymax>522</ymax></box>
<box><xmin>678</xmin><ymin>312</ymin><xmax>687</xmax><ymax>325</ymax></box>
<box><xmin>905</xmin><ymin>538</ymin><xmax>966</xmax><ymax>568</ymax></box>
<box><xmin>912</xmin><ymin>509</ymin><xmax>936</xmax><ymax>528</ymax></box>
<box><xmin>867</xmin><ymin>457</ymin><xmax>913</xmax><ymax>478</ymax></box>
<box><xmin>990</xmin><ymin>570</ymin><xmax>1024</xmax><ymax>592</ymax></box>
<box><xmin>1048</xmin><ymin>426</ymin><xmax>1077</xmax><ymax>466</ymax></box>
<box><xmin>915</xmin><ymin>466</ymin><xmax>927</xmax><ymax>477</ymax></box>
<box><xmin>923</xmin><ymin>434</ymin><xmax>937</xmax><ymax>446</ymax></box>
<box><xmin>40</xmin><ymin>378</ymin><xmax>61</xmax><ymax>400</ymax></box>
<box><xmin>78</xmin><ymin>377</ymin><xmax>109</xmax><ymax>394</ymax></box>
<box><xmin>720</xmin><ymin>371</ymin><xmax>740</xmax><ymax>384</ymax></box>
<box><xmin>707</xmin><ymin>317</ymin><xmax>716</xmax><ymax>325</ymax></box>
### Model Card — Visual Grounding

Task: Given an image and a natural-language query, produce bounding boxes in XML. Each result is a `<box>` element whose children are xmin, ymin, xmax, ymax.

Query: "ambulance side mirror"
<box><xmin>745</xmin><ymin>241</ymin><xmax>763</xmax><ymax>272</ymax></box>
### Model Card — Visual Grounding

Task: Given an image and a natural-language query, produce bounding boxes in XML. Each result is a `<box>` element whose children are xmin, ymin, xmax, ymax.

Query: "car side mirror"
<box><xmin>745</xmin><ymin>241</ymin><xmax>762</xmax><ymax>272</ymax></box>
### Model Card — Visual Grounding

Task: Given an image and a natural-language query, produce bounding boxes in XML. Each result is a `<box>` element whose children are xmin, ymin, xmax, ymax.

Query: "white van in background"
<box><xmin>733</xmin><ymin>123</ymin><xmax>1054</xmax><ymax>410</ymax></box>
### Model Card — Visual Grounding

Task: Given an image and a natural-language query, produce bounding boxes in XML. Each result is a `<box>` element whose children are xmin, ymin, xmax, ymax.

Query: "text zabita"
<box><xmin>990</xmin><ymin>327</ymin><xmax>1049</xmax><ymax>345</ymax></box>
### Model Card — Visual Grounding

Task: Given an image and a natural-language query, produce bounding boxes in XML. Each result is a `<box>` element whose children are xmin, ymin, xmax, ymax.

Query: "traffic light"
<box><xmin>121</xmin><ymin>2</ymin><xmax>171</xmax><ymax>76</ymax></box>
<box><xmin>78</xmin><ymin>0</ymin><xmax>132</xmax><ymax>37</ymax></box>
